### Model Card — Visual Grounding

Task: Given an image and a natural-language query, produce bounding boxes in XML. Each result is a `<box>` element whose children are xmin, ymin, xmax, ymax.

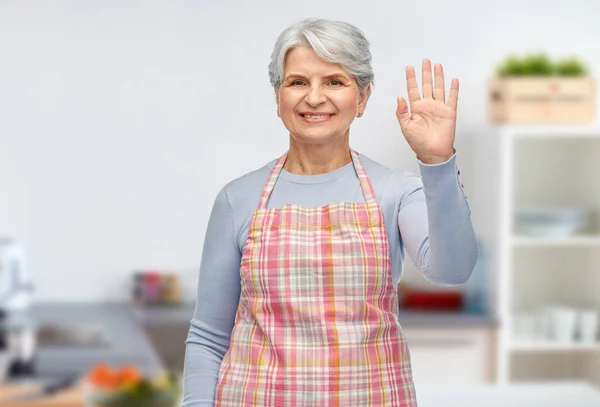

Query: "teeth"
<box><xmin>303</xmin><ymin>114</ymin><xmax>330</xmax><ymax>119</ymax></box>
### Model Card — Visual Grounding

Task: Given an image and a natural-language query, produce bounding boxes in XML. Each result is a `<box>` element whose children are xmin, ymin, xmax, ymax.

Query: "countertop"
<box><xmin>397</xmin><ymin>309</ymin><xmax>498</xmax><ymax>327</ymax></box>
<box><xmin>5</xmin><ymin>302</ymin><xmax>499</xmax><ymax>328</ymax></box>
<box><xmin>3</xmin><ymin>302</ymin><xmax>497</xmax><ymax>380</ymax></box>
<box><xmin>131</xmin><ymin>302</ymin><xmax>499</xmax><ymax>327</ymax></box>
<box><xmin>5</xmin><ymin>303</ymin><xmax>165</xmax><ymax>378</ymax></box>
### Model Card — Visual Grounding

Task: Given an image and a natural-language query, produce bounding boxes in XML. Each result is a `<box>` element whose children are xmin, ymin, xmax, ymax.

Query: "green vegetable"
<box><xmin>89</xmin><ymin>373</ymin><xmax>181</xmax><ymax>407</ymax></box>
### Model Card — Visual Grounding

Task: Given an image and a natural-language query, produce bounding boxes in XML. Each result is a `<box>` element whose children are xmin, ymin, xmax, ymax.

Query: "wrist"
<box><xmin>417</xmin><ymin>152</ymin><xmax>454</xmax><ymax>164</ymax></box>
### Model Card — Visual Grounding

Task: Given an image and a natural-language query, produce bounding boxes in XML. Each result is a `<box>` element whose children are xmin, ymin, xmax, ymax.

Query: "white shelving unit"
<box><xmin>471</xmin><ymin>124</ymin><xmax>600</xmax><ymax>386</ymax></box>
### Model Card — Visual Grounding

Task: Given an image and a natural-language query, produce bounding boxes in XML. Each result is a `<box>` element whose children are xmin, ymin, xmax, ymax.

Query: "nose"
<box><xmin>304</xmin><ymin>85</ymin><xmax>326</xmax><ymax>107</ymax></box>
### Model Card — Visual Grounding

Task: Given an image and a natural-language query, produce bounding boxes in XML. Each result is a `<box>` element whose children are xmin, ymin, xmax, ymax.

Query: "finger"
<box><xmin>396</xmin><ymin>96</ymin><xmax>410</xmax><ymax>126</ymax></box>
<box><xmin>447</xmin><ymin>78</ymin><xmax>459</xmax><ymax>111</ymax></box>
<box><xmin>422</xmin><ymin>59</ymin><xmax>433</xmax><ymax>99</ymax></box>
<box><xmin>434</xmin><ymin>63</ymin><xmax>445</xmax><ymax>102</ymax></box>
<box><xmin>406</xmin><ymin>65</ymin><xmax>421</xmax><ymax>104</ymax></box>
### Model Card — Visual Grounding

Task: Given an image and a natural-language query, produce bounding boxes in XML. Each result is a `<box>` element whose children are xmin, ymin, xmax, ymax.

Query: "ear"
<box><xmin>358</xmin><ymin>84</ymin><xmax>371</xmax><ymax>109</ymax></box>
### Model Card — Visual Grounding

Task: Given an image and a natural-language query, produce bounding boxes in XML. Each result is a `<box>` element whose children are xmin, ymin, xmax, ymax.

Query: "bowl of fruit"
<box><xmin>84</xmin><ymin>363</ymin><xmax>181</xmax><ymax>407</ymax></box>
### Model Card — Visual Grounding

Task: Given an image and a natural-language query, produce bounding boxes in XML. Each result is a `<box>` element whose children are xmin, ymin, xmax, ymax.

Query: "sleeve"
<box><xmin>182</xmin><ymin>186</ymin><xmax>242</xmax><ymax>406</ymax></box>
<box><xmin>397</xmin><ymin>150</ymin><xmax>478</xmax><ymax>286</ymax></box>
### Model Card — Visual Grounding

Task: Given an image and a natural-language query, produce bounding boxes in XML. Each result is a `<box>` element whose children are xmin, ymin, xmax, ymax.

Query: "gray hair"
<box><xmin>268</xmin><ymin>18</ymin><xmax>374</xmax><ymax>92</ymax></box>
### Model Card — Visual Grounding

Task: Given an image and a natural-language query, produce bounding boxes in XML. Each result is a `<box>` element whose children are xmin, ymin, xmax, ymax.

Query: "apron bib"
<box><xmin>214</xmin><ymin>149</ymin><xmax>417</xmax><ymax>406</ymax></box>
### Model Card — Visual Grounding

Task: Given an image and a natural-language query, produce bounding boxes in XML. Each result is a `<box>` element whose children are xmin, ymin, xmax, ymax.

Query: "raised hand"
<box><xmin>396</xmin><ymin>59</ymin><xmax>459</xmax><ymax>164</ymax></box>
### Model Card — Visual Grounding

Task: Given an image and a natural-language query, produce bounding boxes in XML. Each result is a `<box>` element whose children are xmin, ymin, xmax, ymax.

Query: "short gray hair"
<box><xmin>268</xmin><ymin>18</ymin><xmax>374</xmax><ymax>92</ymax></box>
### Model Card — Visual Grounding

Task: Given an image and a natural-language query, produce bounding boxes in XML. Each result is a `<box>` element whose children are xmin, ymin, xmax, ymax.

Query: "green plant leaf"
<box><xmin>495</xmin><ymin>53</ymin><xmax>588</xmax><ymax>77</ymax></box>
<box><xmin>521</xmin><ymin>53</ymin><xmax>554</xmax><ymax>76</ymax></box>
<box><xmin>555</xmin><ymin>56</ymin><xmax>587</xmax><ymax>76</ymax></box>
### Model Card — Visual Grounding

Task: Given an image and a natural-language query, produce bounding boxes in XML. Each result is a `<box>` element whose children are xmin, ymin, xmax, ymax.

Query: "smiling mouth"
<box><xmin>299</xmin><ymin>113</ymin><xmax>335</xmax><ymax>121</ymax></box>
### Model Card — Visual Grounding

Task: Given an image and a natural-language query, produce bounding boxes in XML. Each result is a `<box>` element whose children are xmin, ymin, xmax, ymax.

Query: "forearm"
<box><xmin>399</xmin><ymin>151</ymin><xmax>478</xmax><ymax>285</ymax></box>
<box><xmin>182</xmin><ymin>319</ymin><xmax>231</xmax><ymax>406</ymax></box>
<box><xmin>418</xmin><ymin>152</ymin><xmax>478</xmax><ymax>284</ymax></box>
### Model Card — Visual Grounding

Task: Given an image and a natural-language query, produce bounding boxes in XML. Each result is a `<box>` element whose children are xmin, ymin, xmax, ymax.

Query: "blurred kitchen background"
<box><xmin>2</xmin><ymin>0</ymin><xmax>600</xmax><ymax>405</ymax></box>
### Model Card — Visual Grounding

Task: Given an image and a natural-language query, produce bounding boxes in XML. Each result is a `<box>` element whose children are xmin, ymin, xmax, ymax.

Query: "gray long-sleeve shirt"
<box><xmin>182</xmin><ymin>150</ymin><xmax>478</xmax><ymax>406</ymax></box>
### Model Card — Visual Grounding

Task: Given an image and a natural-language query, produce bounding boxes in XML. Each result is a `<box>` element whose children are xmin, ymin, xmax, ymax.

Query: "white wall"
<box><xmin>1</xmin><ymin>0</ymin><xmax>599</xmax><ymax>302</ymax></box>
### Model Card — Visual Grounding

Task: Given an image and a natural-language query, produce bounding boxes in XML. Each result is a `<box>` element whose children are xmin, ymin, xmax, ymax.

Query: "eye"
<box><xmin>290</xmin><ymin>80</ymin><xmax>305</xmax><ymax>86</ymax></box>
<box><xmin>329</xmin><ymin>79</ymin><xmax>343</xmax><ymax>86</ymax></box>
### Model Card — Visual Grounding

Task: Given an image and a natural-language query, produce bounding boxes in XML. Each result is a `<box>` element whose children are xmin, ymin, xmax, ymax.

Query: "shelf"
<box><xmin>511</xmin><ymin>235</ymin><xmax>600</xmax><ymax>247</ymax></box>
<box><xmin>477</xmin><ymin>124</ymin><xmax>600</xmax><ymax>385</ymax></box>
<box><xmin>510</xmin><ymin>340</ymin><xmax>600</xmax><ymax>353</ymax></box>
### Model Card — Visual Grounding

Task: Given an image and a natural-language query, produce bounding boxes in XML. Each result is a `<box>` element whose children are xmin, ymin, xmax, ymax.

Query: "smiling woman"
<box><xmin>182</xmin><ymin>17</ymin><xmax>478</xmax><ymax>407</ymax></box>
<box><xmin>276</xmin><ymin>46</ymin><xmax>368</xmax><ymax>171</ymax></box>
<box><xmin>270</xmin><ymin>19</ymin><xmax>374</xmax><ymax>175</ymax></box>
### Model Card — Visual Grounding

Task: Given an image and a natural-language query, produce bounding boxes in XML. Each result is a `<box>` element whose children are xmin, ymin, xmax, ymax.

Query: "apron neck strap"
<box><xmin>258</xmin><ymin>148</ymin><xmax>377</xmax><ymax>210</ymax></box>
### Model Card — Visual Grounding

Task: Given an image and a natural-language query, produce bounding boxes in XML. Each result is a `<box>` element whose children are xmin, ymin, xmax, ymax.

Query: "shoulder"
<box><xmin>357</xmin><ymin>152</ymin><xmax>423</xmax><ymax>196</ymax></box>
<box><xmin>220</xmin><ymin>159</ymin><xmax>274</xmax><ymax>211</ymax></box>
<box><xmin>209</xmin><ymin>159</ymin><xmax>275</xmax><ymax>249</ymax></box>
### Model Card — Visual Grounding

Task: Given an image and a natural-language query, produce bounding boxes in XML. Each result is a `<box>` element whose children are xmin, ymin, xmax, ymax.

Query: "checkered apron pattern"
<box><xmin>214</xmin><ymin>149</ymin><xmax>417</xmax><ymax>406</ymax></box>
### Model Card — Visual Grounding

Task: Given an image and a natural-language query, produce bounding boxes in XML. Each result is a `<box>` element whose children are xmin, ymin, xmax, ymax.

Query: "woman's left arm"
<box><xmin>395</xmin><ymin>58</ymin><xmax>478</xmax><ymax>285</ymax></box>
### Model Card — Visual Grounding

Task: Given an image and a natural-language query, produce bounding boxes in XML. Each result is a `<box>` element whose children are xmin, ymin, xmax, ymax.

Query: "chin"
<box><xmin>289</xmin><ymin>126</ymin><xmax>350</xmax><ymax>145</ymax></box>
<box><xmin>291</xmin><ymin>132</ymin><xmax>342</xmax><ymax>145</ymax></box>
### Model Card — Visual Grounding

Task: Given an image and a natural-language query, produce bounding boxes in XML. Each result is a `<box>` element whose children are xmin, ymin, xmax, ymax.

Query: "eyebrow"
<box><xmin>284</xmin><ymin>72</ymin><xmax>350</xmax><ymax>81</ymax></box>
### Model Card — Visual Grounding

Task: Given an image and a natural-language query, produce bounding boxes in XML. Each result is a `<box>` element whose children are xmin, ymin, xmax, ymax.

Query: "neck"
<box><xmin>284</xmin><ymin>133</ymin><xmax>352</xmax><ymax>175</ymax></box>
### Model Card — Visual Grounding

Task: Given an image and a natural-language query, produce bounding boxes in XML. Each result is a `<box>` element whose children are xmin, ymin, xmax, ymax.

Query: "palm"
<box><xmin>396</xmin><ymin>59</ymin><xmax>459</xmax><ymax>163</ymax></box>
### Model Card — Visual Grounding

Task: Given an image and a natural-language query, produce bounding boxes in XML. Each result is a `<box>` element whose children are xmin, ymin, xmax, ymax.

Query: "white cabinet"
<box><xmin>403</xmin><ymin>327</ymin><xmax>495</xmax><ymax>385</ymax></box>
<box><xmin>471</xmin><ymin>125</ymin><xmax>600</xmax><ymax>386</ymax></box>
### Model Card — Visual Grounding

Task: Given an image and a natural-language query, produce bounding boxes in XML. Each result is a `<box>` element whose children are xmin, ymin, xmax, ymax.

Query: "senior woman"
<box><xmin>183</xmin><ymin>18</ymin><xmax>478</xmax><ymax>407</ymax></box>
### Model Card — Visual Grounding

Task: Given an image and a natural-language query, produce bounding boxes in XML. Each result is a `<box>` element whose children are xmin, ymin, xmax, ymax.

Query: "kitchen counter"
<box><xmin>3</xmin><ymin>302</ymin><xmax>497</xmax><ymax>382</ymax></box>
<box><xmin>130</xmin><ymin>302</ymin><xmax>195</xmax><ymax>326</ymax></box>
<box><xmin>397</xmin><ymin>309</ymin><xmax>498</xmax><ymax>327</ymax></box>
<box><xmin>131</xmin><ymin>301</ymin><xmax>499</xmax><ymax>327</ymax></box>
<box><xmin>5</xmin><ymin>303</ymin><xmax>164</xmax><ymax>378</ymax></box>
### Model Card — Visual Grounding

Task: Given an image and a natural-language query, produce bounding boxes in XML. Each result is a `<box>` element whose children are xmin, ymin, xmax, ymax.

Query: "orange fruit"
<box><xmin>88</xmin><ymin>363</ymin><xmax>119</xmax><ymax>390</ymax></box>
<box><xmin>116</xmin><ymin>364</ymin><xmax>142</xmax><ymax>387</ymax></box>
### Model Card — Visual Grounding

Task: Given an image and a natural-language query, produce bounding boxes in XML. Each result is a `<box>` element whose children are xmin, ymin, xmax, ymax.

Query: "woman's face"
<box><xmin>277</xmin><ymin>46</ymin><xmax>369</xmax><ymax>145</ymax></box>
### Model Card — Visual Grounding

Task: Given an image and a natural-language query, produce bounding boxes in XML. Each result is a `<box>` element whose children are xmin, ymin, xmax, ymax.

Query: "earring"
<box><xmin>357</xmin><ymin>112</ymin><xmax>363</xmax><ymax>118</ymax></box>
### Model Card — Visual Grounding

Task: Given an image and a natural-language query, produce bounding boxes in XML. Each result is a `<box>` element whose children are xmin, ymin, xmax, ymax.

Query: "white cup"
<box><xmin>576</xmin><ymin>309</ymin><xmax>598</xmax><ymax>343</ymax></box>
<box><xmin>544</xmin><ymin>306</ymin><xmax>578</xmax><ymax>343</ymax></box>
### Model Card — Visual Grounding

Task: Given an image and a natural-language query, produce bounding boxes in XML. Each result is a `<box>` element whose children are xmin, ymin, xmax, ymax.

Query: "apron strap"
<box><xmin>350</xmin><ymin>149</ymin><xmax>378</xmax><ymax>205</ymax></box>
<box><xmin>257</xmin><ymin>152</ymin><xmax>288</xmax><ymax>209</ymax></box>
<box><xmin>258</xmin><ymin>148</ymin><xmax>377</xmax><ymax>210</ymax></box>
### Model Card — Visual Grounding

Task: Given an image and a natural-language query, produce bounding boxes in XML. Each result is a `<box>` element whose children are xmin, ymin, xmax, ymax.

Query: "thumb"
<box><xmin>396</xmin><ymin>96</ymin><xmax>410</xmax><ymax>126</ymax></box>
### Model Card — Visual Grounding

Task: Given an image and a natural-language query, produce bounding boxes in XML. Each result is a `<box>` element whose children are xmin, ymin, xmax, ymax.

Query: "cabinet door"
<box><xmin>402</xmin><ymin>327</ymin><xmax>494</xmax><ymax>385</ymax></box>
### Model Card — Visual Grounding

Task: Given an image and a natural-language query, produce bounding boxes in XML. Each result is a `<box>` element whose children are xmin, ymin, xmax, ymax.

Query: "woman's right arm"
<box><xmin>182</xmin><ymin>187</ymin><xmax>242</xmax><ymax>407</ymax></box>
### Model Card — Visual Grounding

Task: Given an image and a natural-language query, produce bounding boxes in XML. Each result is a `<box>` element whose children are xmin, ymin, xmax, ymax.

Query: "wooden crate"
<box><xmin>488</xmin><ymin>77</ymin><xmax>596</xmax><ymax>123</ymax></box>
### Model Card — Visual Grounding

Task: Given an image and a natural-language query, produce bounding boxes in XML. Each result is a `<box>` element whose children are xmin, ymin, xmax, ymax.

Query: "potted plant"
<box><xmin>84</xmin><ymin>364</ymin><xmax>181</xmax><ymax>407</ymax></box>
<box><xmin>488</xmin><ymin>53</ymin><xmax>595</xmax><ymax>124</ymax></box>
<box><xmin>555</xmin><ymin>57</ymin><xmax>588</xmax><ymax>77</ymax></box>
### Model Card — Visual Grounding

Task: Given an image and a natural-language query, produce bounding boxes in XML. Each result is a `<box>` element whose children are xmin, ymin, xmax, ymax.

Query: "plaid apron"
<box><xmin>214</xmin><ymin>149</ymin><xmax>417</xmax><ymax>406</ymax></box>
